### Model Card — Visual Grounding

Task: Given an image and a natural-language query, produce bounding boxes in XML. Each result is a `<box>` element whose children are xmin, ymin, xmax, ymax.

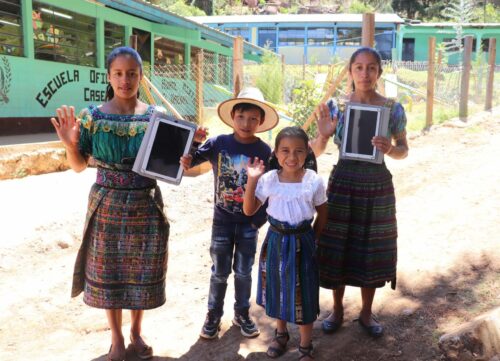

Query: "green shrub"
<box><xmin>289</xmin><ymin>79</ymin><xmax>322</xmax><ymax>138</ymax></box>
<box><xmin>255</xmin><ymin>51</ymin><xmax>283</xmax><ymax>104</ymax></box>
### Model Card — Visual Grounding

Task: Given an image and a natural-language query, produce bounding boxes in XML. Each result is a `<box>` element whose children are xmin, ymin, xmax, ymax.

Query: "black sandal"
<box><xmin>266</xmin><ymin>329</ymin><xmax>290</xmax><ymax>358</ymax></box>
<box><xmin>298</xmin><ymin>344</ymin><xmax>314</xmax><ymax>360</ymax></box>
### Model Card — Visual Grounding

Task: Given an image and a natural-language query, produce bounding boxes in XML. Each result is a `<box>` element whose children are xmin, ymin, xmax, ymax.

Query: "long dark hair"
<box><xmin>105</xmin><ymin>46</ymin><xmax>143</xmax><ymax>101</ymax></box>
<box><xmin>348</xmin><ymin>47</ymin><xmax>383</xmax><ymax>91</ymax></box>
<box><xmin>269</xmin><ymin>126</ymin><xmax>317</xmax><ymax>171</ymax></box>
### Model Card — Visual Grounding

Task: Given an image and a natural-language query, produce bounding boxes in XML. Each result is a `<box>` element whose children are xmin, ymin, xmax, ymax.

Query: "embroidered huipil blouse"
<box><xmin>78</xmin><ymin>104</ymin><xmax>161</xmax><ymax>164</ymax></box>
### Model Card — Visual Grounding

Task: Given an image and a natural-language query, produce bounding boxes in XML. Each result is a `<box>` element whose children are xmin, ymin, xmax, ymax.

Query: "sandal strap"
<box><xmin>274</xmin><ymin>329</ymin><xmax>290</xmax><ymax>346</ymax></box>
<box><xmin>298</xmin><ymin>344</ymin><xmax>314</xmax><ymax>360</ymax></box>
<box><xmin>266</xmin><ymin>329</ymin><xmax>290</xmax><ymax>358</ymax></box>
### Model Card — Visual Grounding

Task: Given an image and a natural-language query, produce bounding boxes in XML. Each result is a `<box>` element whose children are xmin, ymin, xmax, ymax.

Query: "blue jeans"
<box><xmin>207</xmin><ymin>221</ymin><xmax>258</xmax><ymax>317</ymax></box>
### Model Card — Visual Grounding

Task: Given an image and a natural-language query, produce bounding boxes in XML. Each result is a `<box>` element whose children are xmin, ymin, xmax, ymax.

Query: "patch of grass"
<box><xmin>406</xmin><ymin>102</ymin><xmax>462</xmax><ymax>131</ymax></box>
<box><xmin>433</xmin><ymin>106</ymin><xmax>460</xmax><ymax>125</ymax></box>
<box><xmin>465</xmin><ymin>125</ymin><xmax>483</xmax><ymax>133</ymax></box>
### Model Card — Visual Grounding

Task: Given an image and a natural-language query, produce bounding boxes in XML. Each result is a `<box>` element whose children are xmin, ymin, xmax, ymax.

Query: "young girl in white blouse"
<box><xmin>243</xmin><ymin>126</ymin><xmax>327</xmax><ymax>361</ymax></box>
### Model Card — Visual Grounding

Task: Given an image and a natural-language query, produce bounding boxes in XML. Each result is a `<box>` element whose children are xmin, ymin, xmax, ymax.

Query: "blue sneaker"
<box><xmin>232</xmin><ymin>311</ymin><xmax>260</xmax><ymax>338</ymax></box>
<box><xmin>200</xmin><ymin>310</ymin><xmax>222</xmax><ymax>339</ymax></box>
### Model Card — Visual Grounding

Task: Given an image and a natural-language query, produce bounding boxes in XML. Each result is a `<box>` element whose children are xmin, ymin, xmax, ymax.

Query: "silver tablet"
<box><xmin>133</xmin><ymin>111</ymin><xmax>197</xmax><ymax>185</ymax></box>
<box><xmin>340</xmin><ymin>102</ymin><xmax>390</xmax><ymax>164</ymax></box>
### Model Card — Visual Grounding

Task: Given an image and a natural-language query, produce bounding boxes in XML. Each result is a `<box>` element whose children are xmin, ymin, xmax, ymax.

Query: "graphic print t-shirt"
<box><xmin>192</xmin><ymin>134</ymin><xmax>271</xmax><ymax>225</ymax></box>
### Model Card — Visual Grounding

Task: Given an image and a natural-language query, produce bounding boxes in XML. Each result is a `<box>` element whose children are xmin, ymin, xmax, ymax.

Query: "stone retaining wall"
<box><xmin>0</xmin><ymin>142</ymin><xmax>69</xmax><ymax>180</ymax></box>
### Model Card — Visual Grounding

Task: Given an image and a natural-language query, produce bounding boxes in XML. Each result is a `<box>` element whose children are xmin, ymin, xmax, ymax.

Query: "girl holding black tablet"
<box><xmin>51</xmin><ymin>47</ymin><xmax>168</xmax><ymax>361</ymax></box>
<box><xmin>310</xmin><ymin>47</ymin><xmax>409</xmax><ymax>338</ymax></box>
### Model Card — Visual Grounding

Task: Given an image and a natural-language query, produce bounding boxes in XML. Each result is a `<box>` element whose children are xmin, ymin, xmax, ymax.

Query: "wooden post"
<box><xmin>196</xmin><ymin>50</ymin><xmax>205</xmax><ymax>125</ymax></box>
<box><xmin>485</xmin><ymin>38</ymin><xmax>497</xmax><ymax>111</ymax></box>
<box><xmin>362</xmin><ymin>13</ymin><xmax>375</xmax><ymax>47</ymax></box>
<box><xmin>129</xmin><ymin>35</ymin><xmax>137</xmax><ymax>50</ymax></box>
<box><xmin>426</xmin><ymin>37</ymin><xmax>436</xmax><ymax>129</ymax></box>
<box><xmin>233</xmin><ymin>36</ymin><xmax>244</xmax><ymax>96</ymax></box>
<box><xmin>459</xmin><ymin>36</ymin><xmax>474</xmax><ymax>121</ymax></box>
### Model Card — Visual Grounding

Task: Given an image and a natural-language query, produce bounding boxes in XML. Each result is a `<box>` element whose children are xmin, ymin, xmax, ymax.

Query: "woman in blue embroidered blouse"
<box><xmin>51</xmin><ymin>47</ymin><xmax>167</xmax><ymax>361</ymax></box>
<box><xmin>310</xmin><ymin>47</ymin><xmax>409</xmax><ymax>339</ymax></box>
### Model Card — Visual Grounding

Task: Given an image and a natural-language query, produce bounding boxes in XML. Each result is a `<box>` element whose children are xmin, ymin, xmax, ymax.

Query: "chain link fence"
<box><xmin>140</xmin><ymin>53</ymin><xmax>234</xmax><ymax>125</ymax></box>
<box><xmin>138</xmin><ymin>52</ymin><xmax>498</xmax><ymax>135</ymax></box>
<box><xmin>244</xmin><ymin>58</ymin><xmax>499</xmax><ymax>134</ymax></box>
<box><xmin>381</xmin><ymin>60</ymin><xmax>499</xmax><ymax>130</ymax></box>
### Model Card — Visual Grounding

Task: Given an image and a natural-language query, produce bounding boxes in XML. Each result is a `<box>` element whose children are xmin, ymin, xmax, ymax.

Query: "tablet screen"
<box><xmin>345</xmin><ymin>108</ymin><xmax>378</xmax><ymax>156</ymax></box>
<box><xmin>145</xmin><ymin>121</ymin><xmax>191</xmax><ymax>179</ymax></box>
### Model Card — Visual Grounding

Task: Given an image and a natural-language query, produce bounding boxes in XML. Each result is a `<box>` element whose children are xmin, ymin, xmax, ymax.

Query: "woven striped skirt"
<box><xmin>317</xmin><ymin>160</ymin><xmax>397</xmax><ymax>290</ymax></box>
<box><xmin>257</xmin><ymin>217</ymin><xmax>319</xmax><ymax>325</ymax></box>
<box><xmin>72</xmin><ymin>168</ymin><xmax>169</xmax><ymax>310</ymax></box>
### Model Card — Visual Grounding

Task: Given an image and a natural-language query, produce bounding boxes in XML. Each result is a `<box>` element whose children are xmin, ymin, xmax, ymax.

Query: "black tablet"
<box><xmin>340</xmin><ymin>102</ymin><xmax>390</xmax><ymax>164</ymax></box>
<box><xmin>133</xmin><ymin>111</ymin><xmax>197</xmax><ymax>185</ymax></box>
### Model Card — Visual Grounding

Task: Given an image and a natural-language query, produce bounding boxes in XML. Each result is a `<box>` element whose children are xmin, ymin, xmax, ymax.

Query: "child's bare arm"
<box><xmin>313</xmin><ymin>202</ymin><xmax>328</xmax><ymax>240</ymax></box>
<box><xmin>243</xmin><ymin>157</ymin><xmax>265</xmax><ymax>216</ymax></box>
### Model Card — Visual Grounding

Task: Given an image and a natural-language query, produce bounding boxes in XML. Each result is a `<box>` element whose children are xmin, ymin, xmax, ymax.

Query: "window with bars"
<box><xmin>278</xmin><ymin>28</ymin><xmax>305</xmax><ymax>46</ymax></box>
<box><xmin>258</xmin><ymin>28</ymin><xmax>277</xmax><ymax>51</ymax></box>
<box><xmin>104</xmin><ymin>22</ymin><xmax>125</xmax><ymax>64</ymax></box>
<box><xmin>154</xmin><ymin>36</ymin><xmax>184</xmax><ymax>66</ymax></box>
<box><xmin>307</xmin><ymin>28</ymin><xmax>334</xmax><ymax>46</ymax></box>
<box><xmin>0</xmin><ymin>0</ymin><xmax>23</xmax><ymax>56</ymax></box>
<box><xmin>443</xmin><ymin>37</ymin><xmax>477</xmax><ymax>53</ymax></box>
<box><xmin>223</xmin><ymin>27</ymin><xmax>251</xmax><ymax>42</ymax></box>
<box><xmin>375</xmin><ymin>28</ymin><xmax>394</xmax><ymax>60</ymax></box>
<box><xmin>32</xmin><ymin>1</ymin><xmax>96</xmax><ymax>66</ymax></box>
<box><xmin>337</xmin><ymin>28</ymin><xmax>362</xmax><ymax>46</ymax></box>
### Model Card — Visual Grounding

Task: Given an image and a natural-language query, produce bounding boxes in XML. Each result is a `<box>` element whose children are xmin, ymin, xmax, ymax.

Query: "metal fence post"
<box><xmin>459</xmin><ymin>36</ymin><xmax>473</xmax><ymax>121</ymax></box>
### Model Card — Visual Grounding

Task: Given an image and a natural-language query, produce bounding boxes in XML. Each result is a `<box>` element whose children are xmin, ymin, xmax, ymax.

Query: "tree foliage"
<box><xmin>344</xmin><ymin>0</ymin><xmax>375</xmax><ymax>13</ymax></box>
<box><xmin>143</xmin><ymin>0</ymin><xmax>206</xmax><ymax>16</ymax></box>
<box><xmin>391</xmin><ymin>0</ymin><xmax>459</xmax><ymax>20</ymax></box>
<box><xmin>143</xmin><ymin>1</ymin><xmax>500</xmax><ymax>24</ymax></box>
<box><xmin>441</xmin><ymin>0</ymin><xmax>477</xmax><ymax>59</ymax></box>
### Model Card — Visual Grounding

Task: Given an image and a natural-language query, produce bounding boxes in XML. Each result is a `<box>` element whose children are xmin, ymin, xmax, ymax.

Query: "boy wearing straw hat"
<box><xmin>181</xmin><ymin>87</ymin><xmax>279</xmax><ymax>340</ymax></box>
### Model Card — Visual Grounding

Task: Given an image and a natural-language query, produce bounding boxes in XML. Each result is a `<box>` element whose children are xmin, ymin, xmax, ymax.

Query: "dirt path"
<box><xmin>0</xmin><ymin>110</ymin><xmax>499</xmax><ymax>361</ymax></box>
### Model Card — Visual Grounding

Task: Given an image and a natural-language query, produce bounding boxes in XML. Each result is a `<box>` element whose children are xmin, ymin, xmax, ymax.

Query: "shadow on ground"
<box><xmin>90</xmin><ymin>252</ymin><xmax>498</xmax><ymax>361</ymax></box>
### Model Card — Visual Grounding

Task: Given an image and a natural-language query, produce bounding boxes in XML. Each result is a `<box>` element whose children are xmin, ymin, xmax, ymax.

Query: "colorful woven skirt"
<box><xmin>257</xmin><ymin>217</ymin><xmax>319</xmax><ymax>325</ymax></box>
<box><xmin>72</xmin><ymin>168</ymin><xmax>169</xmax><ymax>310</ymax></box>
<box><xmin>317</xmin><ymin>160</ymin><xmax>397</xmax><ymax>290</ymax></box>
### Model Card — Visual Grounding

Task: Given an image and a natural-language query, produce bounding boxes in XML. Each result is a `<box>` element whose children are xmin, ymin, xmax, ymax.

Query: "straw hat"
<box><xmin>217</xmin><ymin>87</ymin><xmax>279</xmax><ymax>133</ymax></box>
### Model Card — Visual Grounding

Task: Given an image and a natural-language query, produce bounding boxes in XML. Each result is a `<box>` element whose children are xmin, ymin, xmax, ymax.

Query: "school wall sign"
<box><xmin>0</xmin><ymin>55</ymin><xmax>106</xmax><ymax>118</ymax></box>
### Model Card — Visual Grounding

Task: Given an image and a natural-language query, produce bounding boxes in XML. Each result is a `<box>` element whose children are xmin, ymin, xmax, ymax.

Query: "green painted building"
<box><xmin>397</xmin><ymin>23</ymin><xmax>500</xmax><ymax>64</ymax></box>
<box><xmin>0</xmin><ymin>0</ymin><xmax>266</xmax><ymax>135</ymax></box>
